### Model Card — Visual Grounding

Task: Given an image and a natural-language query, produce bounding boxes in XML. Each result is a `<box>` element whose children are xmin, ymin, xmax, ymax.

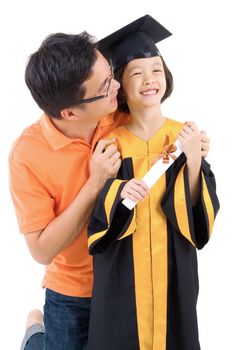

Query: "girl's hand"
<box><xmin>121</xmin><ymin>178</ymin><xmax>149</xmax><ymax>203</ymax></box>
<box><xmin>178</xmin><ymin>121</ymin><xmax>201</xmax><ymax>164</ymax></box>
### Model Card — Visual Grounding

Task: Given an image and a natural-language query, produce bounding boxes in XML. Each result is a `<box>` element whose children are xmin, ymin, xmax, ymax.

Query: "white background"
<box><xmin>0</xmin><ymin>0</ymin><xmax>231</xmax><ymax>349</ymax></box>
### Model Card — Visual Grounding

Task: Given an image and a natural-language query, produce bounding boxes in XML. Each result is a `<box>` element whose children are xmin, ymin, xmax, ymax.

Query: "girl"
<box><xmin>87</xmin><ymin>15</ymin><xmax>219</xmax><ymax>350</ymax></box>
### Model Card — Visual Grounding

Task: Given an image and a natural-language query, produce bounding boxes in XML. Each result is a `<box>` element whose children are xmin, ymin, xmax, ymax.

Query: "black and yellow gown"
<box><xmin>87</xmin><ymin>117</ymin><xmax>219</xmax><ymax>350</ymax></box>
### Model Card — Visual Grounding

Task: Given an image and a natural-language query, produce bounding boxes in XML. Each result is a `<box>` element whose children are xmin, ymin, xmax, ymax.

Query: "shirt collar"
<box><xmin>40</xmin><ymin>114</ymin><xmax>84</xmax><ymax>151</ymax></box>
<box><xmin>40</xmin><ymin>113</ymin><xmax>116</xmax><ymax>151</ymax></box>
<box><xmin>98</xmin><ymin>113</ymin><xmax>115</xmax><ymax>127</ymax></box>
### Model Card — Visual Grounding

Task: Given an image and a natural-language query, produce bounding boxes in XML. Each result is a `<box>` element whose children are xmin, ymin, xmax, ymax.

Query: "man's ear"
<box><xmin>60</xmin><ymin>107</ymin><xmax>80</xmax><ymax>121</ymax></box>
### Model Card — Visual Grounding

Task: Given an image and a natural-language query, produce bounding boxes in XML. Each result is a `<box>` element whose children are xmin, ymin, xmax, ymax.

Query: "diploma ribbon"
<box><xmin>153</xmin><ymin>135</ymin><xmax>177</xmax><ymax>164</ymax></box>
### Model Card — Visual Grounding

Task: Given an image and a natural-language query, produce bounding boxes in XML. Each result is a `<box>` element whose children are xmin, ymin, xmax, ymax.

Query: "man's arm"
<box><xmin>24</xmin><ymin>139</ymin><xmax>121</xmax><ymax>265</ymax></box>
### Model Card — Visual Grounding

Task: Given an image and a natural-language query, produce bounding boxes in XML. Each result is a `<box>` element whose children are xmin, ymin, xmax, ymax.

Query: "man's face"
<box><xmin>78</xmin><ymin>51</ymin><xmax>120</xmax><ymax>122</ymax></box>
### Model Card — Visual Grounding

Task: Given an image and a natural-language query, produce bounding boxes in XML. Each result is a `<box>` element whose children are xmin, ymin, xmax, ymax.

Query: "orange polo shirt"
<box><xmin>9</xmin><ymin>112</ymin><xmax>128</xmax><ymax>297</ymax></box>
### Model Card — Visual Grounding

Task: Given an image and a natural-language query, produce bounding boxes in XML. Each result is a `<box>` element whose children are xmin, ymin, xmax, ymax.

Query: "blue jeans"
<box><xmin>20</xmin><ymin>324</ymin><xmax>45</xmax><ymax>350</ymax></box>
<box><xmin>20</xmin><ymin>288</ymin><xmax>91</xmax><ymax>350</ymax></box>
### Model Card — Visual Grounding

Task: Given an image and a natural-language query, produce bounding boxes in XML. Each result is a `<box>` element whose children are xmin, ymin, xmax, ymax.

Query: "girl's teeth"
<box><xmin>142</xmin><ymin>90</ymin><xmax>157</xmax><ymax>95</ymax></box>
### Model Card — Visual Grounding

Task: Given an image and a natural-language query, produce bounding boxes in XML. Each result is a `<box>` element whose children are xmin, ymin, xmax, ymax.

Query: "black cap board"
<box><xmin>98</xmin><ymin>15</ymin><xmax>172</xmax><ymax>70</ymax></box>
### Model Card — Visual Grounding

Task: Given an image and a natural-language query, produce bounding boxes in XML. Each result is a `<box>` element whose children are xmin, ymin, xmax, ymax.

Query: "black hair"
<box><xmin>25</xmin><ymin>32</ymin><xmax>97</xmax><ymax>118</ymax></box>
<box><xmin>114</xmin><ymin>56</ymin><xmax>174</xmax><ymax>113</ymax></box>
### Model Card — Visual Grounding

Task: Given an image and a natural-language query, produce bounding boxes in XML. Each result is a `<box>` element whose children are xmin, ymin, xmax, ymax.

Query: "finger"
<box><xmin>131</xmin><ymin>185</ymin><xmax>148</xmax><ymax>198</ymax></box>
<box><xmin>94</xmin><ymin>138</ymin><xmax>116</xmax><ymax>154</ymax></box>
<box><xmin>132</xmin><ymin>179</ymin><xmax>149</xmax><ymax>192</ymax></box>
<box><xmin>177</xmin><ymin>134</ymin><xmax>185</xmax><ymax>142</ymax></box>
<box><xmin>201</xmin><ymin>142</ymin><xmax>209</xmax><ymax>151</ymax></box>
<box><xmin>112</xmin><ymin>159</ymin><xmax>122</xmax><ymax>172</ymax></box>
<box><xmin>131</xmin><ymin>182</ymin><xmax>149</xmax><ymax>197</ymax></box>
<box><xmin>122</xmin><ymin>194</ymin><xmax>138</xmax><ymax>203</ymax></box>
<box><xmin>201</xmin><ymin>150</ymin><xmax>208</xmax><ymax>158</ymax></box>
<box><xmin>180</xmin><ymin>125</ymin><xmax>195</xmax><ymax>136</ymax></box>
<box><xmin>124</xmin><ymin>189</ymin><xmax>145</xmax><ymax>202</ymax></box>
<box><xmin>109</xmin><ymin>151</ymin><xmax>121</xmax><ymax>164</ymax></box>
<box><xmin>200</xmin><ymin>132</ymin><xmax>210</xmax><ymax>143</ymax></box>
<box><xmin>103</xmin><ymin>144</ymin><xmax>119</xmax><ymax>158</ymax></box>
<box><xmin>185</xmin><ymin>121</ymin><xmax>198</xmax><ymax>132</ymax></box>
<box><xmin>178</xmin><ymin>129</ymin><xmax>190</xmax><ymax>139</ymax></box>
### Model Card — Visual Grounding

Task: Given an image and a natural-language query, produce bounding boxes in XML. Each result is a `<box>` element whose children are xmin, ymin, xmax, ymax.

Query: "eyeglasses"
<box><xmin>78</xmin><ymin>60</ymin><xmax>114</xmax><ymax>104</ymax></box>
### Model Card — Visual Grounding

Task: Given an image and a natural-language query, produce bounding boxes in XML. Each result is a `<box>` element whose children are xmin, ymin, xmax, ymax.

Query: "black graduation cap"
<box><xmin>98</xmin><ymin>15</ymin><xmax>172</xmax><ymax>70</ymax></box>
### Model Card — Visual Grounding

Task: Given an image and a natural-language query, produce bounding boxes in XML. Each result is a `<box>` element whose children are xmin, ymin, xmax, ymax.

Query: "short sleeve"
<box><xmin>9</xmin><ymin>158</ymin><xmax>55</xmax><ymax>233</ymax></box>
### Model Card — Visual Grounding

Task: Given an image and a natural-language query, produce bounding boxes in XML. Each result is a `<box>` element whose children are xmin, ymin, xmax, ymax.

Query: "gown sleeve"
<box><xmin>88</xmin><ymin>178</ymin><xmax>136</xmax><ymax>255</ymax></box>
<box><xmin>161</xmin><ymin>154</ymin><xmax>220</xmax><ymax>249</ymax></box>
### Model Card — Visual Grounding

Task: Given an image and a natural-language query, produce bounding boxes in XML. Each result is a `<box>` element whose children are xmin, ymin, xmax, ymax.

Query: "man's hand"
<box><xmin>200</xmin><ymin>130</ymin><xmax>210</xmax><ymax>158</ymax></box>
<box><xmin>89</xmin><ymin>139</ymin><xmax>121</xmax><ymax>190</ymax></box>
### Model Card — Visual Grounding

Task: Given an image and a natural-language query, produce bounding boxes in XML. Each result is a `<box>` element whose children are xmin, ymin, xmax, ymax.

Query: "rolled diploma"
<box><xmin>122</xmin><ymin>140</ymin><xmax>183</xmax><ymax>210</ymax></box>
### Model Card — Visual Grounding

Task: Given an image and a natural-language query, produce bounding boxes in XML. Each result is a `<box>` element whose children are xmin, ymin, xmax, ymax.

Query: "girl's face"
<box><xmin>122</xmin><ymin>56</ymin><xmax>166</xmax><ymax>109</ymax></box>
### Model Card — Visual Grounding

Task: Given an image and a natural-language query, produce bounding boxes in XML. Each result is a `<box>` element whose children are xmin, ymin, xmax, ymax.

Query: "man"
<box><xmin>9</xmin><ymin>32</ymin><xmax>125</xmax><ymax>350</ymax></box>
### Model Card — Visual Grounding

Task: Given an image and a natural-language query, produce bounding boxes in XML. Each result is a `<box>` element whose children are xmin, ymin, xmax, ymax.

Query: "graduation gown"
<box><xmin>87</xmin><ymin>117</ymin><xmax>219</xmax><ymax>350</ymax></box>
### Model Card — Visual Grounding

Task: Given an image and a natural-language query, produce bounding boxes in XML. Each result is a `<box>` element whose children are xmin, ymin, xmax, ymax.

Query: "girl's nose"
<box><xmin>143</xmin><ymin>75</ymin><xmax>155</xmax><ymax>85</ymax></box>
